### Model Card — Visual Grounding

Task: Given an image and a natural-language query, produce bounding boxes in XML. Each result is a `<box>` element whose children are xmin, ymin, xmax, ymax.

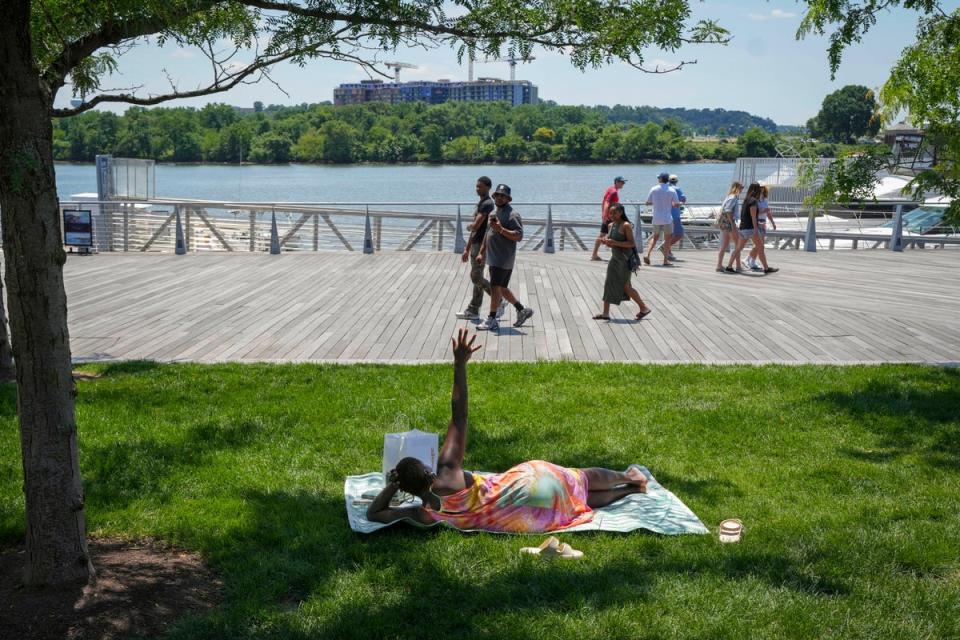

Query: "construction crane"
<box><xmin>506</xmin><ymin>55</ymin><xmax>535</xmax><ymax>81</ymax></box>
<box><xmin>384</xmin><ymin>61</ymin><xmax>417</xmax><ymax>83</ymax></box>
<box><xmin>467</xmin><ymin>55</ymin><xmax>535</xmax><ymax>82</ymax></box>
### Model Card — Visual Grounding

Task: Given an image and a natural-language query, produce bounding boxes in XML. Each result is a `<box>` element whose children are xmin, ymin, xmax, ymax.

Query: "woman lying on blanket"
<box><xmin>366</xmin><ymin>329</ymin><xmax>648</xmax><ymax>533</ymax></box>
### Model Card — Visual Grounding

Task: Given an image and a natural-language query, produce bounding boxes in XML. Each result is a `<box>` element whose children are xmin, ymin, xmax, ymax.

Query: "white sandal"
<box><xmin>520</xmin><ymin>536</ymin><xmax>584</xmax><ymax>559</ymax></box>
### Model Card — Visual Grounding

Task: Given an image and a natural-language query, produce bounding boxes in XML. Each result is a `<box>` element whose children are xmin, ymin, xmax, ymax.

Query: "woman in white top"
<box><xmin>715</xmin><ymin>181</ymin><xmax>743</xmax><ymax>272</ymax></box>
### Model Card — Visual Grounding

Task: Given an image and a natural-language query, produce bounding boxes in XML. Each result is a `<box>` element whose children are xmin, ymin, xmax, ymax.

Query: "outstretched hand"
<box><xmin>451</xmin><ymin>328</ymin><xmax>482</xmax><ymax>363</ymax></box>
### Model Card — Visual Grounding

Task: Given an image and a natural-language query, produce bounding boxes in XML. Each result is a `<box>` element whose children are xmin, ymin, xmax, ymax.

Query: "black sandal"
<box><xmin>592</xmin><ymin>314</ymin><xmax>610</xmax><ymax>320</ymax></box>
<box><xmin>636</xmin><ymin>309</ymin><xmax>652</xmax><ymax>320</ymax></box>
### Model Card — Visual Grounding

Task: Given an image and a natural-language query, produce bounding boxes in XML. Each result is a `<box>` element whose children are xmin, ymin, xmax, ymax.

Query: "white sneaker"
<box><xmin>496</xmin><ymin>298</ymin><xmax>508</xmax><ymax>319</ymax></box>
<box><xmin>455</xmin><ymin>309</ymin><xmax>480</xmax><ymax>320</ymax></box>
<box><xmin>477</xmin><ymin>316</ymin><xmax>500</xmax><ymax>332</ymax></box>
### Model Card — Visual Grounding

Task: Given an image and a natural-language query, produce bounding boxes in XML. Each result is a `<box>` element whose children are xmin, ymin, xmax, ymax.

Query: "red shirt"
<box><xmin>602</xmin><ymin>186</ymin><xmax>620</xmax><ymax>222</ymax></box>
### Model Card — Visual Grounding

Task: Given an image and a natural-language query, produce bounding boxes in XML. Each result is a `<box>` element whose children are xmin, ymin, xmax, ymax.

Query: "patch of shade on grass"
<box><xmin>1</xmin><ymin>362</ymin><xmax>958</xmax><ymax>639</ymax></box>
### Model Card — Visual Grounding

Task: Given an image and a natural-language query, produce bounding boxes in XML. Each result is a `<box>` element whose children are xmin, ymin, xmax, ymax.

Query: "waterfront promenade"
<box><xmin>66</xmin><ymin>249</ymin><xmax>960</xmax><ymax>364</ymax></box>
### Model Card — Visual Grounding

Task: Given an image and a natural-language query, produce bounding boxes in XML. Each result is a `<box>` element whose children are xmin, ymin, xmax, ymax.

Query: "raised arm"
<box><xmin>437</xmin><ymin>329</ymin><xmax>481</xmax><ymax>472</ymax></box>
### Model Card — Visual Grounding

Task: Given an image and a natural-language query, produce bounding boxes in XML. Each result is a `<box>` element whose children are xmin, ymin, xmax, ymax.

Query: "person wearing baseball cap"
<box><xmin>476</xmin><ymin>184</ymin><xmax>535</xmax><ymax>332</ymax></box>
<box><xmin>591</xmin><ymin>176</ymin><xmax>627</xmax><ymax>261</ymax></box>
<box><xmin>644</xmin><ymin>172</ymin><xmax>679</xmax><ymax>266</ymax></box>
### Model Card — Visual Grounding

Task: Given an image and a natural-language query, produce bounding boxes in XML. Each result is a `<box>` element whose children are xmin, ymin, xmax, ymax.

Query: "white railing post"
<box><xmin>454</xmin><ymin>205</ymin><xmax>466</xmax><ymax>253</ymax></box>
<box><xmin>633</xmin><ymin>204</ymin><xmax>644</xmax><ymax>250</ymax></box>
<box><xmin>804</xmin><ymin>208</ymin><xmax>817</xmax><ymax>252</ymax></box>
<box><xmin>270</xmin><ymin>210</ymin><xmax>281</xmax><ymax>254</ymax></box>
<box><xmin>890</xmin><ymin>204</ymin><xmax>904</xmax><ymax>252</ymax></box>
<box><xmin>175</xmin><ymin>207</ymin><xmax>186</xmax><ymax>255</ymax></box>
<box><xmin>363</xmin><ymin>206</ymin><xmax>374</xmax><ymax>254</ymax></box>
<box><xmin>544</xmin><ymin>205</ymin><xmax>555</xmax><ymax>253</ymax></box>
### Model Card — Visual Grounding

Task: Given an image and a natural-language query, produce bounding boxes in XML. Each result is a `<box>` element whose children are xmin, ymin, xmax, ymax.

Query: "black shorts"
<box><xmin>489</xmin><ymin>265</ymin><xmax>513</xmax><ymax>288</ymax></box>
<box><xmin>600</xmin><ymin>221</ymin><xmax>610</xmax><ymax>234</ymax></box>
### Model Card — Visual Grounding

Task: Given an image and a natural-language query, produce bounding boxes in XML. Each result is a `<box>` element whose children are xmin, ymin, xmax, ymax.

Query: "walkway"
<box><xmin>65</xmin><ymin>249</ymin><xmax>960</xmax><ymax>364</ymax></box>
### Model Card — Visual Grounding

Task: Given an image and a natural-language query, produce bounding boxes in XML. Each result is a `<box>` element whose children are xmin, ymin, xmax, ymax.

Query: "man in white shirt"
<box><xmin>644</xmin><ymin>172</ymin><xmax>679</xmax><ymax>266</ymax></box>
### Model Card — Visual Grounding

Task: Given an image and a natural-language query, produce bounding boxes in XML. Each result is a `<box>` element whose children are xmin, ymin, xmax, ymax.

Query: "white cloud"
<box><xmin>747</xmin><ymin>8</ymin><xmax>798</xmax><ymax>21</ymax></box>
<box><xmin>171</xmin><ymin>48</ymin><xmax>196</xmax><ymax>60</ymax></box>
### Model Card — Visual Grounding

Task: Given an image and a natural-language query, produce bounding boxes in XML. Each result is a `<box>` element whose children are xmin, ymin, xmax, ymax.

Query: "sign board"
<box><xmin>63</xmin><ymin>209</ymin><xmax>94</xmax><ymax>247</ymax></box>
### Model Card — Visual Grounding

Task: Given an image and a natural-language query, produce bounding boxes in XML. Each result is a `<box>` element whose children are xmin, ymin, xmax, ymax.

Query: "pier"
<box><xmin>66</xmin><ymin>248</ymin><xmax>960</xmax><ymax>364</ymax></box>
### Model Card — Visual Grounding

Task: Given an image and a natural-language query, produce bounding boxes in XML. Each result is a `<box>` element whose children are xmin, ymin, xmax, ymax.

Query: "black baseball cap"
<box><xmin>493</xmin><ymin>184</ymin><xmax>512</xmax><ymax>197</ymax></box>
<box><xmin>614</xmin><ymin>176</ymin><xmax>627</xmax><ymax>183</ymax></box>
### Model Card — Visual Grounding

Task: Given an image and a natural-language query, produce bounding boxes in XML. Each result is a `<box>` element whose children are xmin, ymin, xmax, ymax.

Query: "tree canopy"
<box><xmin>34</xmin><ymin>1</ymin><xmax>729</xmax><ymax>118</ymax></box>
<box><xmin>807</xmin><ymin>84</ymin><xmax>880</xmax><ymax>143</ymax></box>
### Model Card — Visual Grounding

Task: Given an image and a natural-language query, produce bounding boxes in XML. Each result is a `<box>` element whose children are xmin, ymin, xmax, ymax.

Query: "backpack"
<box><xmin>715</xmin><ymin>195</ymin><xmax>739</xmax><ymax>226</ymax></box>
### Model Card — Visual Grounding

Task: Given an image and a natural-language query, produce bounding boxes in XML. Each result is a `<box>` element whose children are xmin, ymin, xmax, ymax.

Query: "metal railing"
<box><xmin>57</xmin><ymin>197</ymin><xmax>959</xmax><ymax>254</ymax></box>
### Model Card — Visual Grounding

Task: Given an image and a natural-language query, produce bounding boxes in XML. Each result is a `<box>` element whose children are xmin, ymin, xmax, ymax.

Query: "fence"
<box><xmin>57</xmin><ymin>198</ymin><xmax>960</xmax><ymax>254</ymax></box>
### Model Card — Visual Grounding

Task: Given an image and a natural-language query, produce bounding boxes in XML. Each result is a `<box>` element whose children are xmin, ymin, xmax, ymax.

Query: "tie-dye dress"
<box><xmin>423</xmin><ymin>460</ymin><xmax>594</xmax><ymax>533</ymax></box>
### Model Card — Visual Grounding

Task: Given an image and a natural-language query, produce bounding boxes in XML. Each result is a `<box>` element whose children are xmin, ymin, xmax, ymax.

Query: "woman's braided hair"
<box><xmin>389</xmin><ymin>457</ymin><xmax>436</xmax><ymax>494</ymax></box>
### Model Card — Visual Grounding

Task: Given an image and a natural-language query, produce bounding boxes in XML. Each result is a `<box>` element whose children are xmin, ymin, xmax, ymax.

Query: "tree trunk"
<box><xmin>0</xmin><ymin>0</ymin><xmax>92</xmax><ymax>585</ymax></box>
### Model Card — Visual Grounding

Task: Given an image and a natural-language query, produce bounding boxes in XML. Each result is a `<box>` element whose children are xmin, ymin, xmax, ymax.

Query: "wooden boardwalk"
<box><xmin>65</xmin><ymin>249</ymin><xmax>960</xmax><ymax>364</ymax></box>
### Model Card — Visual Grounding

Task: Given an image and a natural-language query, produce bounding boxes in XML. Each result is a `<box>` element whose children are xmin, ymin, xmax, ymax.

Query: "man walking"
<box><xmin>667</xmin><ymin>174</ymin><xmax>686</xmax><ymax>261</ymax></box>
<box><xmin>644</xmin><ymin>172</ymin><xmax>679</xmax><ymax>266</ymax></box>
<box><xmin>591</xmin><ymin>176</ymin><xmax>626</xmax><ymax>261</ymax></box>
<box><xmin>456</xmin><ymin>176</ymin><xmax>504</xmax><ymax>320</ymax></box>
<box><xmin>476</xmin><ymin>184</ymin><xmax>535</xmax><ymax>332</ymax></box>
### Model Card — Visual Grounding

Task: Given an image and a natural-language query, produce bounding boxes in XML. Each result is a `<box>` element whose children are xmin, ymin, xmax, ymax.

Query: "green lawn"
<box><xmin>1</xmin><ymin>362</ymin><xmax>958</xmax><ymax>639</ymax></box>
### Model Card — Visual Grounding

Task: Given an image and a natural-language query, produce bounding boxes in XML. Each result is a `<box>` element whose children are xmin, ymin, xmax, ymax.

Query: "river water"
<box><xmin>56</xmin><ymin>162</ymin><xmax>737</xmax><ymax>218</ymax></box>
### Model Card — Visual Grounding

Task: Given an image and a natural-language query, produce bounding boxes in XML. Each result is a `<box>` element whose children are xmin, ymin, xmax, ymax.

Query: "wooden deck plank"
<box><xmin>60</xmin><ymin>249</ymin><xmax>960</xmax><ymax>364</ymax></box>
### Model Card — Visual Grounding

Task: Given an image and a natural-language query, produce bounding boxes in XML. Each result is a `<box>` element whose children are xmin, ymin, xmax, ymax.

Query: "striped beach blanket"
<box><xmin>345</xmin><ymin>466</ymin><xmax>709</xmax><ymax>535</ymax></box>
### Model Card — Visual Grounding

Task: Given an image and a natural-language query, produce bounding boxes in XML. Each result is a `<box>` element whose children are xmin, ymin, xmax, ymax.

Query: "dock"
<box><xmin>65</xmin><ymin>249</ymin><xmax>960</xmax><ymax>364</ymax></box>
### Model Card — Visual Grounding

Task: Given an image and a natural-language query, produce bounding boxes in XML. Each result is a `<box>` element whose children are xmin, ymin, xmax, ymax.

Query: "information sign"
<box><xmin>63</xmin><ymin>209</ymin><xmax>94</xmax><ymax>247</ymax></box>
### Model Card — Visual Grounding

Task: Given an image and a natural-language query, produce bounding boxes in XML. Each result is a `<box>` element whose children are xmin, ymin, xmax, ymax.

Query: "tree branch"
<box><xmin>236</xmin><ymin>0</ymin><xmax>628</xmax><ymax>48</ymax></box>
<box><xmin>51</xmin><ymin>47</ymin><xmax>375</xmax><ymax>117</ymax></box>
<box><xmin>44</xmin><ymin>3</ymin><xmax>220</xmax><ymax>87</ymax></box>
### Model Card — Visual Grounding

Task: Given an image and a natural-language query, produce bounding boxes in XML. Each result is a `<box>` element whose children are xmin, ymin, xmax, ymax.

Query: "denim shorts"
<box><xmin>738</xmin><ymin>228</ymin><xmax>757</xmax><ymax>239</ymax></box>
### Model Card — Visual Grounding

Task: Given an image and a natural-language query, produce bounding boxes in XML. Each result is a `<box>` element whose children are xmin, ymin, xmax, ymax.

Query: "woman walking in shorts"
<box><xmin>716</xmin><ymin>181</ymin><xmax>743</xmax><ymax>272</ymax></box>
<box><xmin>727</xmin><ymin>183</ymin><xmax>778</xmax><ymax>274</ymax></box>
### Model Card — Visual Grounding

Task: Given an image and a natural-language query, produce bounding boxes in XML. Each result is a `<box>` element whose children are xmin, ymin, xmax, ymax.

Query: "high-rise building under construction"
<box><xmin>334</xmin><ymin>78</ymin><xmax>538</xmax><ymax>106</ymax></box>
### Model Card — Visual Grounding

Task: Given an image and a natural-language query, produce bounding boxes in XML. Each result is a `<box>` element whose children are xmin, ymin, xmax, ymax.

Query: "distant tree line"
<box><xmin>53</xmin><ymin>101</ymin><xmax>811</xmax><ymax>165</ymax></box>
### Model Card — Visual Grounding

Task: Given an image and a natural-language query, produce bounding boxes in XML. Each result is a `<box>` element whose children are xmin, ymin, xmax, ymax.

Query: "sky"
<box><xmin>53</xmin><ymin>1</ymin><xmax>957</xmax><ymax>126</ymax></box>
